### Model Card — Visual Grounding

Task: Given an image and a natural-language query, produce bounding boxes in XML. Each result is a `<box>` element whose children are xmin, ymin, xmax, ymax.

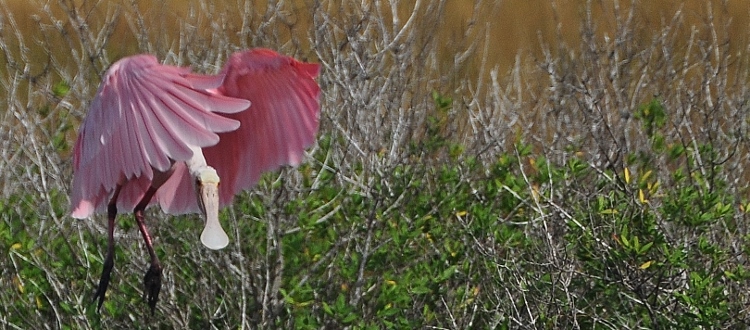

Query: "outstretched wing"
<box><xmin>70</xmin><ymin>54</ymin><xmax>251</xmax><ymax>218</ymax></box>
<box><xmin>202</xmin><ymin>49</ymin><xmax>321</xmax><ymax>206</ymax></box>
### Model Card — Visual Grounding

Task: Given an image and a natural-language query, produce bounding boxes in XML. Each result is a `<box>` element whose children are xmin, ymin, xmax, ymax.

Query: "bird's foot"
<box><xmin>143</xmin><ymin>263</ymin><xmax>162</xmax><ymax>314</ymax></box>
<box><xmin>93</xmin><ymin>257</ymin><xmax>114</xmax><ymax>311</ymax></box>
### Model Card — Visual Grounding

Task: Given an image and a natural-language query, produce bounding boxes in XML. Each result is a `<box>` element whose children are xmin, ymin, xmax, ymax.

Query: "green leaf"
<box><xmin>342</xmin><ymin>312</ymin><xmax>358</xmax><ymax>324</ymax></box>
<box><xmin>411</xmin><ymin>286</ymin><xmax>431</xmax><ymax>294</ymax></box>
<box><xmin>639</xmin><ymin>241</ymin><xmax>654</xmax><ymax>254</ymax></box>
<box><xmin>439</xmin><ymin>265</ymin><xmax>457</xmax><ymax>282</ymax></box>
<box><xmin>52</xmin><ymin>81</ymin><xmax>70</xmax><ymax>98</ymax></box>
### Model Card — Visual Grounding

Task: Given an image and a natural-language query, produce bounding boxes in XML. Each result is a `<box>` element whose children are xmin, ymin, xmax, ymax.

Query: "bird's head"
<box><xmin>195</xmin><ymin>167</ymin><xmax>229</xmax><ymax>250</ymax></box>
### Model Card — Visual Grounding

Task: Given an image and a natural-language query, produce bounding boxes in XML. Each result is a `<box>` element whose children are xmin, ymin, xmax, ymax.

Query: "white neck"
<box><xmin>187</xmin><ymin>145</ymin><xmax>211</xmax><ymax>177</ymax></box>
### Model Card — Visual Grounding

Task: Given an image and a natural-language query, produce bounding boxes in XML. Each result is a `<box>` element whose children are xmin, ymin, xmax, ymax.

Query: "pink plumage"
<box><xmin>155</xmin><ymin>49</ymin><xmax>321</xmax><ymax>213</ymax></box>
<box><xmin>207</xmin><ymin>49</ymin><xmax>321</xmax><ymax>206</ymax></box>
<box><xmin>70</xmin><ymin>49</ymin><xmax>321</xmax><ymax>217</ymax></box>
<box><xmin>70</xmin><ymin>54</ymin><xmax>250</xmax><ymax>218</ymax></box>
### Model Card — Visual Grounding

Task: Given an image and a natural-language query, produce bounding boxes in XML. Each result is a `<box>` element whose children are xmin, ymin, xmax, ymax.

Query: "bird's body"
<box><xmin>70</xmin><ymin>49</ymin><xmax>321</xmax><ymax>312</ymax></box>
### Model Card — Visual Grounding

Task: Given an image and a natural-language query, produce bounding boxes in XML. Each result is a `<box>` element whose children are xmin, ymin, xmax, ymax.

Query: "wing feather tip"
<box><xmin>70</xmin><ymin>202</ymin><xmax>95</xmax><ymax>219</ymax></box>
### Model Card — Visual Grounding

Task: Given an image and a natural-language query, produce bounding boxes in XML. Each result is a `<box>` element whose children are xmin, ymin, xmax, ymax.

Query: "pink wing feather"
<box><xmin>201</xmin><ymin>49</ymin><xmax>322</xmax><ymax>206</ymax></box>
<box><xmin>70</xmin><ymin>54</ymin><xmax>251</xmax><ymax>218</ymax></box>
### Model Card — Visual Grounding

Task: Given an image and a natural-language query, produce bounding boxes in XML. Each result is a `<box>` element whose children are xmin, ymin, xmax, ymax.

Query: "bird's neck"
<box><xmin>186</xmin><ymin>145</ymin><xmax>212</xmax><ymax>178</ymax></box>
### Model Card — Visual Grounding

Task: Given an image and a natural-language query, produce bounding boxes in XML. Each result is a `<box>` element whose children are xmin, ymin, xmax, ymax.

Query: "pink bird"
<box><xmin>70</xmin><ymin>49</ymin><xmax>321</xmax><ymax>312</ymax></box>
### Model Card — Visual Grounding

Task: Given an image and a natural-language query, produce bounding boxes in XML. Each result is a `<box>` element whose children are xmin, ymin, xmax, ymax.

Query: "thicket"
<box><xmin>1</xmin><ymin>0</ymin><xmax>750</xmax><ymax>329</ymax></box>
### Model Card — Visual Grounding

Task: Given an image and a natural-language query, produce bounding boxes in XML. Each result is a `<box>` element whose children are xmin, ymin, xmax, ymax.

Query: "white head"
<box><xmin>195</xmin><ymin>167</ymin><xmax>229</xmax><ymax>250</ymax></box>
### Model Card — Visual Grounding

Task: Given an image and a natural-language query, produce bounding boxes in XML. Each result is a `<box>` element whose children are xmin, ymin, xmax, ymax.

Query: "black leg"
<box><xmin>94</xmin><ymin>184</ymin><xmax>122</xmax><ymax>311</ymax></box>
<box><xmin>134</xmin><ymin>187</ymin><xmax>162</xmax><ymax>315</ymax></box>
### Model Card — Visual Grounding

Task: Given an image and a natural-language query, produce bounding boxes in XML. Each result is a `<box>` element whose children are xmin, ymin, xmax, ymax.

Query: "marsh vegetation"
<box><xmin>2</xmin><ymin>0</ymin><xmax>750</xmax><ymax>328</ymax></box>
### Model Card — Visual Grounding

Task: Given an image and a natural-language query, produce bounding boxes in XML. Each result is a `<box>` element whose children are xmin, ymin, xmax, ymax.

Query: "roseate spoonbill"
<box><xmin>70</xmin><ymin>49</ymin><xmax>321</xmax><ymax>312</ymax></box>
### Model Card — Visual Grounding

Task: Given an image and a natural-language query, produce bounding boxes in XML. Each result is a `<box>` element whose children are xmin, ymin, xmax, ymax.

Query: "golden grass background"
<box><xmin>4</xmin><ymin>0</ymin><xmax>748</xmax><ymax>81</ymax></box>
